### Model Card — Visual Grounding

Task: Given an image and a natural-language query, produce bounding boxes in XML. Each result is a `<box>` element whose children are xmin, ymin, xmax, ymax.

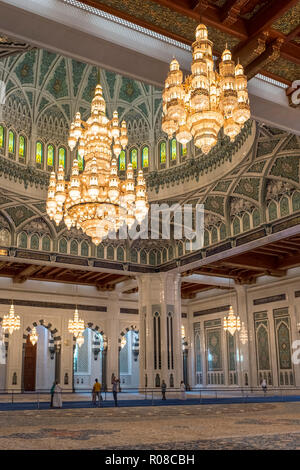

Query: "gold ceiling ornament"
<box><xmin>2</xmin><ymin>303</ymin><xmax>20</xmax><ymax>335</ymax></box>
<box><xmin>162</xmin><ymin>24</ymin><xmax>250</xmax><ymax>154</ymax></box>
<box><xmin>29</xmin><ymin>327</ymin><xmax>38</xmax><ymax>346</ymax></box>
<box><xmin>46</xmin><ymin>81</ymin><xmax>148</xmax><ymax>245</ymax></box>
<box><xmin>239</xmin><ymin>321</ymin><xmax>248</xmax><ymax>345</ymax></box>
<box><xmin>68</xmin><ymin>307</ymin><xmax>85</xmax><ymax>341</ymax></box>
<box><xmin>223</xmin><ymin>305</ymin><xmax>241</xmax><ymax>336</ymax></box>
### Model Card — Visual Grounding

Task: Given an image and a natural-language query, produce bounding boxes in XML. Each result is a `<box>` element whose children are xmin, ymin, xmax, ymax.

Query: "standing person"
<box><xmin>161</xmin><ymin>380</ymin><xmax>167</xmax><ymax>400</ymax></box>
<box><xmin>92</xmin><ymin>379</ymin><xmax>101</xmax><ymax>407</ymax></box>
<box><xmin>50</xmin><ymin>381</ymin><xmax>56</xmax><ymax>408</ymax></box>
<box><xmin>261</xmin><ymin>378</ymin><xmax>267</xmax><ymax>395</ymax></box>
<box><xmin>112</xmin><ymin>377</ymin><xmax>120</xmax><ymax>407</ymax></box>
<box><xmin>52</xmin><ymin>381</ymin><xmax>63</xmax><ymax>408</ymax></box>
<box><xmin>180</xmin><ymin>381</ymin><xmax>186</xmax><ymax>400</ymax></box>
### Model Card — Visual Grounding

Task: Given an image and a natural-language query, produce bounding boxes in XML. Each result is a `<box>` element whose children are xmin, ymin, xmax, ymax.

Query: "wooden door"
<box><xmin>23</xmin><ymin>335</ymin><xmax>36</xmax><ymax>391</ymax></box>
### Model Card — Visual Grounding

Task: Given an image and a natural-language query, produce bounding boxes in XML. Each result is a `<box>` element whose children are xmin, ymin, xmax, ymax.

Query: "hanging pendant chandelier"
<box><xmin>120</xmin><ymin>336</ymin><xmax>126</xmax><ymax>349</ymax></box>
<box><xmin>76</xmin><ymin>331</ymin><xmax>84</xmax><ymax>348</ymax></box>
<box><xmin>2</xmin><ymin>303</ymin><xmax>20</xmax><ymax>335</ymax></box>
<box><xmin>30</xmin><ymin>327</ymin><xmax>38</xmax><ymax>346</ymax></box>
<box><xmin>239</xmin><ymin>321</ymin><xmax>248</xmax><ymax>345</ymax></box>
<box><xmin>46</xmin><ymin>81</ymin><xmax>148</xmax><ymax>245</ymax></box>
<box><xmin>68</xmin><ymin>307</ymin><xmax>85</xmax><ymax>339</ymax></box>
<box><xmin>162</xmin><ymin>24</ymin><xmax>250</xmax><ymax>154</ymax></box>
<box><xmin>224</xmin><ymin>305</ymin><xmax>241</xmax><ymax>336</ymax></box>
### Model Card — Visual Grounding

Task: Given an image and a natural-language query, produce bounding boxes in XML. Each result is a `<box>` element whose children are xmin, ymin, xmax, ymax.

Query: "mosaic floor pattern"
<box><xmin>0</xmin><ymin>402</ymin><xmax>299</xmax><ymax>450</ymax></box>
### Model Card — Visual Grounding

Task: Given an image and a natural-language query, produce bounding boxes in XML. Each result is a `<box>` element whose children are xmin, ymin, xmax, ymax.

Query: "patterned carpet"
<box><xmin>0</xmin><ymin>402</ymin><xmax>299</xmax><ymax>450</ymax></box>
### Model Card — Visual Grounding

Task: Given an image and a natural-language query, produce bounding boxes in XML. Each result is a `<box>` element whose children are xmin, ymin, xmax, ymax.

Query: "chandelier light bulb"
<box><xmin>224</xmin><ymin>305</ymin><xmax>241</xmax><ymax>336</ymax></box>
<box><xmin>30</xmin><ymin>327</ymin><xmax>38</xmax><ymax>346</ymax></box>
<box><xmin>68</xmin><ymin>307</ymin><xmax>85</xmax><ymax>339</ymax></box>
<box><xmin>162</xmin><ymin>23</ymin><xmax>250</xmax><ymax>154</ymax></box>
<box><xmin>2</xmin><ymin>303</ymin><xmax>21</xmax><ymax>335</ymax></box>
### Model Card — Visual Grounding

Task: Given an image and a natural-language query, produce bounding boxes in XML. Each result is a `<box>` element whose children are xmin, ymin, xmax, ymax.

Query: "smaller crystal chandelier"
<box><xmin>162</xmin><ymin>24</ymin><xmax>250</xmax><ymax>154</ymax></box>
<box><xmin>239</xmin><ymin>322</ymin><xmax>248</xmax><ymax>345</ymax></box>
<box><xmin>2</xmin><ymin>303</ymin><xmax>20</xmax><ymax>335</ymax></box>
<box><xmin>76</xmin><ymin>332</ymin><xmax>84</xmax><ymax>348</ymax></box>
<box><xmin>30</xmin><ymin>327</ymin><xmax>38</xmax><ymax>346</ymax></box>
<box><xmin>68</xmin><ymin>307</ymin><xmax>85</xmax><ymax>340</ymax></box>
<box><xmin>120</xmin><ymin>336</ymin><xmax>126</xmax><ymax>349</ymax></box>
<box><xmin>224</xmin><ymin>305</ymin><xmax>241</xmax><ymax>336</ymax></box>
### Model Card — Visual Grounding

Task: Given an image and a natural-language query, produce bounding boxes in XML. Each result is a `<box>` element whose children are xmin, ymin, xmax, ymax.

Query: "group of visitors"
<box><xmin>161</xmin><ymin>380</ymin><xmax>187</xmax><ymax>400</ymax></box>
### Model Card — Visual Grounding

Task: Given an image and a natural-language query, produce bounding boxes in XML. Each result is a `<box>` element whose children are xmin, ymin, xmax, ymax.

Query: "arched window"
<box><xmin>59</xmin><ymin>238</ymin><xmax>67</xmax><ymax>253</ymax></box>
<box><xmin>242</xmin><ymin>213</ymin><xmax>250</xmax><ymax>232</ymax></box>
<box><xmin>130</xmin><ymin>148</ymin><xmax>138</xmax><ymax>170</ymax></box>
<box><xmin>160</xmin><ymin>141</ymin><xmax>166</xmax><ymax>164</ymax></box>
<box><xmin>47</xmin><ymin>144</ymin><xmax>54</xmax><ymax>168</ymax></box>
<box><xmin>119</xmin><ymin>150</ymin><xmax>126</xmax><ymax>171</ymax></box>
<box><xmin>168</xmin><ymin>246</ymin><xmax>173</xmax><ymax>260</ymax></box>
<box><xmin>140</xmin><ymin>249</ymin><xmax>147</xmax><ymax>264</ymax></box>
<box><xmin>107</xmin><ymin>245</ymin><xmax>114</xmax><ymax>260</ymax></box>
<box><xmin>162</xmin><ymin>248</ymin><xmax>167</xmax><ymax>263</ymax></box>
<box><xmin>149</xmin><ymin>250</ymin><xmax>156</xmax><ymax>265</ymax></box>
<box><xmin>97</xmin><ymin>244</ymin><xmax>104</xmax><ymax>258</ymax></box>
<box><xmin>81</xmin><ymin>241</ymin><xmax>88</xmax><ymax>257</ymax></box>
<box><xmin>252</xmin><ymin>208</ymin><xmax>260</xmax><ymax>227</ymax></box>
<box><xmin>70</xmin><ymin>240</ymin><xmax>78</xmax><ymax>255</ymax></box>
<box><xmin>180</xmin><ymin>144</ymin><xmax>187</xmax><ymax>158</ymax></box>
<box><xmin>42</xmin><ymin>235</ymin><xmax>51</xmax><ymax>251</ymax></box>
<box><xmin>292</xmin><ymin>192</ymin><xmax>300</xmax><ymax>212</ymax></box>
<box><xmin>212</xmin><ymin>227</ymin><xmax>218</xmax><ymax>243</ymax></box>
<box><xmin>18</xmin><ymin>232</ymin><xmax>27</xmax><ymax>248</ymax></box>
<box><xmin>0</xmin><ymin>229</ymin><xmax>10</xmax><ymax>246</ymax></box>
<box><xmin>8</xmin><ymin>130</ymin><xmax>15</xmax><ymax>154</ymax></box>
<box><xmin>142</xmin><ymin>146</ymin><xmax>149</xmax><ymax>168</ymax></box>
<box><xmin>30</xmin><ymin>234</ymin><xmax>39</xmax><ymax>250</ymax></box>
<box><xmin>18</xmin><ymin>135</ymin><xmax>26</xmax><ymax>161</ymax></box>
<box><xmin>280</xmin><ymin>197</ymin><xmax>289</xmax><ymax>217</ymax></box>
<box><xmin>58</xmin><ymin>146</ymin><xmax>66</xmax><ymax>168</ymax></box>
<box><xmin>77</xmin><ymin>150</ymin><xmax>84</xmax><ymax>171</ymax></box>
<box><xmin>130</xmin><ymin>248</ymin><xmax>137</xmax><ymax>263</ymax></box>
<box><xmin>233</xmin><ymin>217</ymin><xmax>240</xmax><ymax>235</ymax></box>
<box><xmin>170</xmin><ymin>138</ymin><xmax>177</xmax><ymax>161</ymax></box>
<box><xmin>220</xmin><ymin>223</ymin><xmax>226</xmax><ymax>240</ymax></box>
<box><xmin>268</xmin><ymin>201</ymin><xmax>277</xmax><ymax>221</ymax></box>
<box><xmin>36</xmin><ymin>141</ymin><xmax>43</xmax><ymax>166</ymax></box>
<box><xmin>0</xmin><ymin>125</ymin><xmax>4</xmax><ymax>149</ymax></box>
<box><xmin>178</xmin><ymin>241</ymin><xmax>183</xmax><ymax>257</ymax></box>
<box><xmin>204</xmin><ymin>230</ymin><xmax>210</xmax><ymax>246</ymax></box>
<box><xmin>117</xmin><ymin>246</ymin><xmax>124</xmax><ymax>261</ymax></box>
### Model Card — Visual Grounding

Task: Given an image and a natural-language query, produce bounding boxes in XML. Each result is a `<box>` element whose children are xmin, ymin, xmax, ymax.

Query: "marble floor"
<box><xmin>0</xmin><ymin>402</ymin><xmax>299</xmax><ymax>450</ymax></box>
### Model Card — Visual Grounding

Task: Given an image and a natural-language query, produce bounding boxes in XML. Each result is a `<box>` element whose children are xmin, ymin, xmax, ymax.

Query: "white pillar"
<box><xmin>235</xmin><ymin>285</ymin><xmax>253</xmax><ymax>387</ymax></box>
<box><xmin>137</xmin><ymin>272</ymin><xmax>182</xmax><ymax>389</ymax></box>
<box><xmin>106</xmin><ymin>293</ymin><xmax>120</xmax><ymax>385</ymax></box>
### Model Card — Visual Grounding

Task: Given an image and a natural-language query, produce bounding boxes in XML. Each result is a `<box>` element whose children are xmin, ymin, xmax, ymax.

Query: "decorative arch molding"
<box><xmin>22</xmin><ymin>320</ymin><xmax>60</xmax><ymax>346</ymax></box>
<box><xmin>118</xmin><ymin>324</ymin><xmax>139</xmax><ymax>350</ymax></box>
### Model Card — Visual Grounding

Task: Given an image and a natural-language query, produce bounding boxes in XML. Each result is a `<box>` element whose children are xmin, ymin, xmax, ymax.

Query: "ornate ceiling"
<box><xmin>77</xmin><ymin>0</ymin><xmax>300</xmax><ymax>84</ymax></box>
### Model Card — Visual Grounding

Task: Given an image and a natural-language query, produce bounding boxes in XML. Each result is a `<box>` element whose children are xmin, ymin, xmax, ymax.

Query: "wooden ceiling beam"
<box><xmin>280</xmin><ymin>41</ymin><xmax>300</xmax><ymax>65</ymax></box>
<box><xmin>279</xmin><ymin>253</ymin><xmax>300</xmax><ymax>270</ymax></box>
<box><xmin>232</xmin><ymin>30</ymin><xmax>269</xmax><ymax>67</ymax></box>
<box><xmin>221</xmin><ymin>0</ymin><xmax>249</xmax><ymax>26</ymax></box>
<box><xmin>247</xmin><ymin>0</ymin><xmax>299</xmax><ymax>38</ymax></box>
<box><xmin>244</xmin><ymin>37</ymin><xmax>284</xmax><ymax>79</ymax></box>
<box><xmin>13</xmin><ymin>264</ymin><xmax>42</xmax><ymax>283</ymax></box>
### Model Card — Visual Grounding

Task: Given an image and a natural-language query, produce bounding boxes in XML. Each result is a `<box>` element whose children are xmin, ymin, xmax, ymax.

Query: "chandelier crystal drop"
<box><xmin>76</xmin><ymin>332</ymin><xmax>84</xmax><ymax>348</ymax></box>
<box><xmin>30</xmin><ymin>327</ymin><xmax>38</xmax><ymax>346</ymax></box>
<box><xmin>162</xmin><ymin>24</ymin><xmax>250</xmax><ymax>154</ymax></box>
<box><xmin>239</xmin><ymin>321</ymin><xmax>248</xmax><ymax>345</ymax></box>
<box><xmin>68</xmin><ymin>307</ymin><xmax>85</xmax><ymax>339</ymax></box>
<box><xmin>46</xmin><ymin>82</ymin><xmax>149</xmax><ymax>245</ymax></box>
<box><xmin>2</xmin><ymin>303</ymin><xmax>21</xmax><ymax>335</ymax></box>
<box><xmin>223</xmin><ymin>305</ymin><xmax>241</xmax><ymax>336</ymax></box>
<box><xmin>120</xmin><ymin>336</ymin><xmax>126</xmax><ymax>349</ymax></box>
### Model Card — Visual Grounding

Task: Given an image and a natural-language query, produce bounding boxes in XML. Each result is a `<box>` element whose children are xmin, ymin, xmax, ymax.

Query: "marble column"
<box><xmin>106</xmin><ymin>293</ymin><xmax>120</xmax><ymax>387</ymax></box>
<box><xmin>137</xmin><ymin>272</ymin><xmax>182</xmax><ymax>389</ymax></box>
<box><xmin>235</xmin><ymin>285</ymin><xmax>252</xmax><ymax>387</ymax></box>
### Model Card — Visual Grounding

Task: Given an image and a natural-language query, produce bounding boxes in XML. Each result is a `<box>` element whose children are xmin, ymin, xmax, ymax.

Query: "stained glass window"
<box><xmin>77</xmin><ymin>151</ymin><xmax>84</xmax><ymax>171</ymax></box>
<box><xmin>8</xmin><ymin>130</ymin><xmax>15</xmax><ymax>154</ymax></box>
<box><xmin>36</xmin><ymin>141</ymin><xmax>43</xmax><ymax>165</ymax></box>
<box><xmin>0</xmin><ymin>126</ymin><xmax>4</xmax><ymax>148</ymax></box>
<box><xmin>19</xmin><ymin>135</ymin><xmax>26</xmax><ymax>159</ymax></box>
<box><xmin>130</xmin><ymin>148</ymin><xmax>137</xmax><ymax>169</ymax></box>
<box><xmin>119</xmin><ymin>150</ymin><xmax>126</xmax><ymax>171</ymax></box>
<box><xmin>47</xmin><ymin>144</ymin><xmax>54</xmax><ymax>167</ymax></box>
<box><xmin>58</xmin><ymin>147</ymin><xmax>66</xmax><ymax>168</ymax></box>
<box><xmin>142</xmin><ymin>146</ymin><xmax>149</xmax><ymax>168</ymax></box>
<box><xmin>160</xmin><ymin>141</ymin><xmax>166</xmax><ymax>163</ymax></box>
<box><xmin>170</xmin><ymin>139</ymin><xmax>177</xmax><ymax>160</ymax></box>
<box><xmin>181</xmin><ymin>144</ymin><xmax>187</xmax><ymax>157</ymax></box>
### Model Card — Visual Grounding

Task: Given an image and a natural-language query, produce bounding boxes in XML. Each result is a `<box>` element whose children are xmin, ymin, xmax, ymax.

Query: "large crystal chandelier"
<box><xmin>2</xmin><ymin>303</ymin><xmax>20</xmax><ymax>335</ymax></box>
<box><xmin>46</xmin><ymin>82</ymin><xmax>148</xmax><ymax>245</ymax></box>
<box><xmin>68</xmin><ymin>307</ymin><xmax>85</xmax><ymax>340</ymax></box>
<box><xmin>224</xmin><ymin>305</ymin><xmax>241</xmax><ymax>336</ymax></box>
<box><xmin>162</xmin><ymin>24</ymin><xmax>250</xmax><ymax>154</ymax></box>
<box><xmin>29</xmin><ymin>327</ymin><xmax>38</xmax><ymax>346</ymax></box>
